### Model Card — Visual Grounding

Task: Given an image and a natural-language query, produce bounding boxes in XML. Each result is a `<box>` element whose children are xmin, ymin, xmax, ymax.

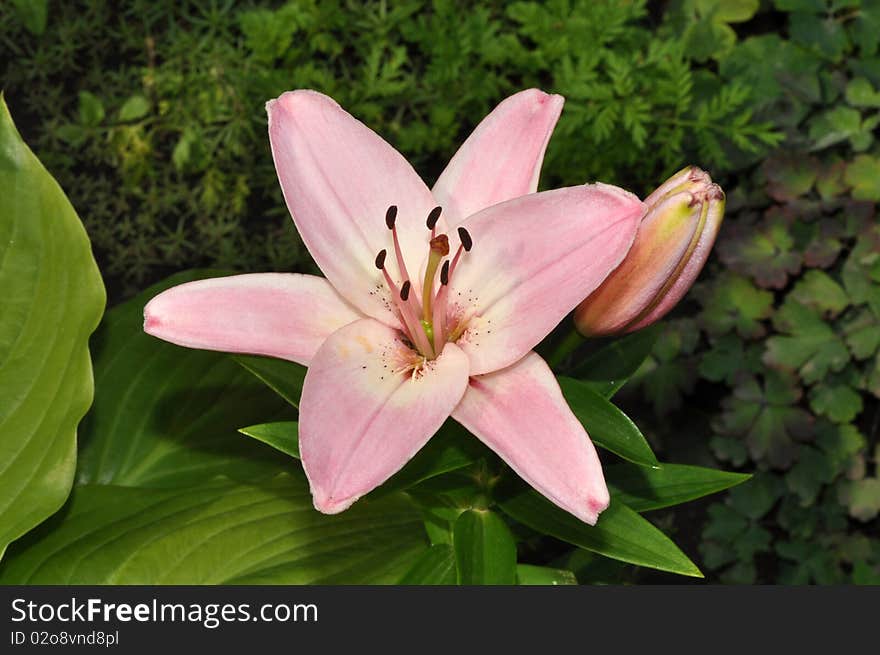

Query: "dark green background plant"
<box><xmin>2</xmin><ymin>0</ymin><xmax>878</xmax><ymax>583</ymax></box>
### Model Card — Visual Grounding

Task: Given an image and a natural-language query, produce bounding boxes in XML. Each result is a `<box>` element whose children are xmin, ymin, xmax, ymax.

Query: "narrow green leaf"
<box><xmin>453</xmin><ymin>509</ymin><xmax>517</xmax><ymax>585</ymax></box>
<box><xmin>0</xmin><ymin>97</ymin><xmax>105</xmax><ymax>559</ymax></box>
<box><xmin>234</xmin><ymin>355</ymin><xmax>307</xmax><ymax>408</ymax></box>
<box><xmin>0</xmin><ymin>476</ymin><xmax>427</xmax><ymax>584</ymax></box>
<box><xmin>399</xmin><ymin>544</ymin><xmax>457</xmax><ymax>584</ymax></box>
<box><xmin>571</xmin><ymin>325</ymin><xmax>661</xmax><ymax>397</ymax></box>
<box><xmin>558</xmin><ymin>376</ymin><xmax>659</xmax><ymax>466</ymax></box>
<box><xmin>516</xmin><ymin>564</ymin><xmax>578</xmax><ymax>585</ymax></box>
<box><xmin>606</xmin><ymin>463</ymin><xmax>752</xmax><ymax>512</ymax></box>
<box><xmin>498</xmin><ymin>489</ymin><xmax>703</xmax><ymax>578</ymax></box>
<box><xmin>379</xmin><ymin>421</ymin><xmax>485</xmax><ymax>493</ymax></box>
<box><xmin>238</xmin><ymin>422</ymin><xmax>300</xmax><ymax>459</ymax></box>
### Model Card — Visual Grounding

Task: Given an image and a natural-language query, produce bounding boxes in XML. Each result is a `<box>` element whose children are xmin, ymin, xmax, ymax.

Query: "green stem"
<box><xmin>547</xmin><ymin>328</ymin><xmax>586</xmax><ymax>369</ymax></box>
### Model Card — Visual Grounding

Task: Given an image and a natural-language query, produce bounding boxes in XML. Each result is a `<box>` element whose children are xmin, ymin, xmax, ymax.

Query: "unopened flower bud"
<box><xmin>574</xmin><ymin>166</ymin><xmax>725</xmax><ymax>337</ymax></box>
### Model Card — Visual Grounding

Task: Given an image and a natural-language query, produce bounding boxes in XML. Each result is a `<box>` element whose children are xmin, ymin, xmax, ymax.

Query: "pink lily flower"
<box><xmin>143</xmin><ymin>89</ymin><xmax>644</xmax><ymax>524</ymax></box>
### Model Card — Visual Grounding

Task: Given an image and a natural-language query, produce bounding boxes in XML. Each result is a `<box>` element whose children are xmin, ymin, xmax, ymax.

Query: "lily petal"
<box><xmin>267</xmin><ymin>90</ymin><xmax>437</xmax><ymax>323</ymax></box>
<box><xmin>449</xmin><ymin>184</ymin><xmax>643</xmax><ymax>375</ymax></box>
<box><xmin>453</xmin><ymin>352</ymin><xmax>609</xmax><ymax>524</ymax></box>
<box><xmin>143</xmin><ymin>273</ymin><xmax>360</xmax><ymax>365</ymax></box>
<box><xmin>433</xmin><ymin>89</ymin><xmax>564</xmax><ymax>226</ymax></box>
<box><xmin>300</xmin><ymin>318</ymin><xmax>470</xmax><ymax>513</ymax></box>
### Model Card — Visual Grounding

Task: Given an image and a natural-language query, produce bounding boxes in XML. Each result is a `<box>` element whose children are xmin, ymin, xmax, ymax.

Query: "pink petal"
<box><xmin>267</xmin><ymin>90</ymin><xmax>437</xmax><ymax>324</ymax></box>
<box><xmin>300</xmin><ymin>318</ymin><xmax>470</xmax><ymax>513</ymax></box>
<box><xmin>432</xmin><ymin>89</ymin><xmax>564</xmax><ymax>226</ymax></box>
<box><xmin>453</xmin><ymin>352</ymin><xmax>609</xmax><ymax>524</ymax></box>
<box><xmin>143</xmin><ymin>273</ymin><xmax>360</xmax><ymax>365</ymax></box>
<box><xmin>448</xmin><ymin>184</ymin><xmax>643</xmax><ymax>375</ymax></box>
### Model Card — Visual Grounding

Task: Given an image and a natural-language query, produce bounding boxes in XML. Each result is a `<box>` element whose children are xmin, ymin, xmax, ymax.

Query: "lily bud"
<box><xmin>575</xmin><ymin>166</ymin><xmax>725</xmax><ymax>337</ymax></box>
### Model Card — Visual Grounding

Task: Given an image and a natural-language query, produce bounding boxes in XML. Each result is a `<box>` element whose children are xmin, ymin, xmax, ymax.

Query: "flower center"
<box><xmin>374</xmin><ymin>205</ymin><xmax>473</xmax><ymax>360</ymax></box>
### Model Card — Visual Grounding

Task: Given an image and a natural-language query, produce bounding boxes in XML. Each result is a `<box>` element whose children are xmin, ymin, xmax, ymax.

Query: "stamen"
<box><xmin>375</xmin><ymin>249</ymin><xmax>387</xmax><ymax>269</ymax></box>
<box><xmin>385</xmin><ymin>205</ymin><xmax>398</xmax><ymax>229</ymax></box>
<box><xmin>400</xmin><ymin>280</ymin><xmax>411</xmax><ymax>301</ymax></box>
<box><xmin>457</xmin><ymin>227</ymin><xmax>473</xmax><ymax>252</ymax></box>
<box><xmin>426</xmin><ymin>206</ymin><xmax>442</xmax><ymax>230</ymax></box>
<box><xmin>377</xmin><ymin>257</ymin><xmax>434</xmax><ymax>358</ymax></box>
<box><xmin>440</xmin><ymin>260</ymin><xmax>450</xmax><ymax>286</ymax></box>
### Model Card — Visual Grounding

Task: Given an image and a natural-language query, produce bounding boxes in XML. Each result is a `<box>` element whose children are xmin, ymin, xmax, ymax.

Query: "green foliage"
<box><xmin>0</xmin><ymin>0</ymin><xmax>780</xmax><ymax>299</ymax></box>
<box><xmin>621</xmin><ymin>0</ymin><xmax>880</xmax><ymax>583</ymax></box>
<box><xmin>0</xmin><ymin>99</ymin><xmax>105</xmax><ymax>560</ymax></box>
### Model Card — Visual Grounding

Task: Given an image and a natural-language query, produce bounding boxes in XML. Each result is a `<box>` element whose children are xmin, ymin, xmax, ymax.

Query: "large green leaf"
<box><xmin>516</xmin><ymin>564</ymin><xmax>578</xmax><ymax>585</ymax></box>
<box><xmin>0</xmin><ymin>97</ymin><xmax>105</xmax><ymax>559</ymax></box>
<box><xmin>606</xmin><ymin>463</ymin><xmax>752</xmax><ymax>512</ymax></box>
<box><xmin>0</xmin><ymin>271</ymin><xmax>430</xmax><ymax>583</ymax></box>
<box><xmin>498</xmin><ymin>489</ymin><xmax>702</xmax><ymax>578</ymax></box>
<box><xmin>77</xmin><ymin>271</ymin><xmax>295</xmax><ymax>488</ymax></box>
<box><xmin>453</xmin><ymin>509</ymin><xmax>517</xmax><ymax>585</ymax></box>
<box><xmin>558</xmin><ymin>376</ymin><xmax>658</xmax><ymax>467</ymax></box>
<box><xmin>399</xmin><ymin>544</ymin><xmax>457</xmax><ymax>584</ymax></box>
<box><xmin>0</xmin><ymin>476</ymin><xmax>426</xmax><ymax>584</ymax></box>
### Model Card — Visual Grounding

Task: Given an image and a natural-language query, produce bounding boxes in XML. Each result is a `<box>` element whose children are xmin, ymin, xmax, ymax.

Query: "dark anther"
<box><xmin>400</xmin><ymin>280</ymin><xmax>411</xmax><ymax>301</ymax></box>
<box><xmin>375</xmin><ymin>249</ymin><xmax>387</xmax><ymax>269</ymax></box>
<box><xmin>385</xmin><ymin>205</ymin><xmax>398</xmax><ymax>230</ymax></box>
<box><xmin>440</xmin><ymin>260</ymin><xmax>450</xmax><ymax>285</ymax></box>
<box><xmin>426</xmin><ymin>206</ymin><xmax>442</xmax><ymax>230</ymax></box>
<box><xmin>457</xmin><ymin>227</ymin><xmax>473</xmax><ymax>252</ymax></box>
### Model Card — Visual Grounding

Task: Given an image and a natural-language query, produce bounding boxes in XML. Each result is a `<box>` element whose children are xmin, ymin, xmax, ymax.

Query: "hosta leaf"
<box><xmin>453</xmin><ymin>509</ymin><xmax>517</xmax><ymax>585</ymax></box>
<box><xmin>606</xmin><ymin>462</ymin><xmax>751</xmax><ymax>512</ymax></box>
<box><xmin>498</xmin><ymin>489</ymin><xmax>702</xmax><ymax>578</ymax></box>
<box><xmin>399</xmin><ymin>544</ymin><xmax>456</xmax><ymax>584</ymax></box>
<box><xmin>0</xmin><ymin>98</ymin><xmax>105</xmax><ymax>559</ymax></box>
<box><xmin>0</xmin><ymin>476</ymin><xmax>427</xmax><ymax>584</ymax></box>
<box><xmin>78</xmin><ymin>271</ymin><xmax>294</xmax><ymax>488</ymax></box>
<box><xmin>0</xmin><ymin>271</ymin><xmax>431</xmax><ymax>583</ymax></box>
<box><xmin>558</xmin><ymin>377</ymin><xmax>658</xmax><ymax>466</ymax></box>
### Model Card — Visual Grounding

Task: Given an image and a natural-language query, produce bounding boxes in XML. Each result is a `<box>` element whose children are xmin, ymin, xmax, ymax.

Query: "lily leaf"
<box><xmin>516</xmin><ymin>564</ymin><xmax>578</xmax><ymax>585</ymax></box>
<box><xmin>570</xmin><ymin>325</ymin><xmax>661</xmax><ymax>397</ymax></box>
<box><xmin>606</xmin><ymin>462</ymin><xmax>752</xmax><ymax>512</ymax></box>
<box><xmin>498</xmin><ymin>488</ymin><xmax>703</xmax><ymax>578</ymax></box>
<box><xmin>234</xmin><ymin>354</ymin><xmax>307</xmax><ymax>408</ymax></box>
<box><xmin>453</xmin><ymin>509</ymin><xmax>517</xmax><ymax>585</ymax></box>
<box><xmin>238</xmin><ymin>422</ymin><xmax>300</xmax><ymax>459</ymax></box>
<box><xmin>559</xmin><ymin>376</ymin><xmax>658</xmax><ymax>467</ymax></box>
<box><xmin>0</xmin><ymin>97</ymin><xmax>105</xmax><ymax>559</ymax></box>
